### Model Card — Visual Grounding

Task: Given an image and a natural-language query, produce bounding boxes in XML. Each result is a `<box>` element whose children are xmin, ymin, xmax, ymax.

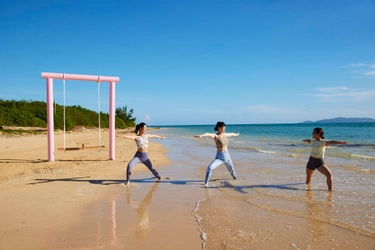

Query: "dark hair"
<box><xmin>214</xmin><ymin>121</ymin><xmax>226</xmax><ymax>131</ymax></box>
<box><xmin>135</xmin><ymin>122</ymin><xmax>147</xmax><ymax>134</ymax></box>
<box><xmin>313</xmin><ymin>127</ymin><xmax>325</xmax><ymax>139</ymax></box>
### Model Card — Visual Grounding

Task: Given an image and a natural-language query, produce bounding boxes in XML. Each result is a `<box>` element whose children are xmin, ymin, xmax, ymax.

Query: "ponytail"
<box><xmin>135</xmin><ymin>124</ymin><xmax>140</xmax><ymax>134</ymax></box>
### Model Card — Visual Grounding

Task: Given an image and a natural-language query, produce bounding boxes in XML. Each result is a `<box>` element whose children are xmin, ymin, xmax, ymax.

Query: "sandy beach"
<box><xmin>1</xmin><ymin>128</ymin><xmax>374</xmax><ymax>249</ymax></box>
<box><xmin>0</xmin><ymin>128</ymin><xmax>203</xmax><ymax>249</ymax></box>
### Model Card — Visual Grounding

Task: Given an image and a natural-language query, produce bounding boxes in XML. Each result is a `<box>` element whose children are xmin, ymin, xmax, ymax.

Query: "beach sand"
<box><xmin>0</xmin><ymin>129</ymin><xmax>374</xmax><ymax>249</ymax></box>
<box><xmin>0</xmin><ymin>128</ymin><xmax>202</xmax><ymax>249</ymax></box>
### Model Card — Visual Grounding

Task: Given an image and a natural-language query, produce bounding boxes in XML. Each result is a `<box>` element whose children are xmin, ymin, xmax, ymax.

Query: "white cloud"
<box><xmin>314</xmin><ymin>87</ymin><xmax>375</xmax><ymax>101</ymax></box>
<box><xmin>346</xmin><ymin>63</ymin><xmax>368</xmax><ymax>68</ymax></box>
<box><xmin>364</xmin><ymin>70</ymin><xmax>375</xmax><ymax>75</ymax></box>
<box><xmin>344</xmin><ymin>63</ymin><xmax>375</xmax><ymax>76</ymax></box>
<box><xmin>317</xmin><ymin>87</ymin><xmax>349</xmax><ymax>93</ymax></box>
<box><xmin>348</xmin><ymin>69</ymin><xmax>364</xmax><ymax>74</ymax></box>
<box><xmin>240</xmin><ymin>103</ymin><xmax>374</xmax><ymax>124</ymax></box>
<box><xmin>143</xmin><ymin>115</ymin><xmax>152</xmax><ymax>122</ymax></box>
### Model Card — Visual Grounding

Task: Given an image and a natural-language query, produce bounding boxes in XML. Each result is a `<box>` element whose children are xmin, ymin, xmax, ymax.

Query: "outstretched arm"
<box><xmin>326</xmin><ymin>140</ymin><xmax>347</xmax><ymax>146</ymax></box>
<box><xmin>303</xmin><ymin>139</ymin><xmax>312</xmax><ymax>143</ymax></box>
<box><xmin>147</xmin><ymin>134</ymin><xmax>166</xmax><ymax>139</ymax></box>
<box><xmin>118</xmin><ymin>134</ymin><xmax>137</xmax><ymax>140</ymax></box>
<box><xmin>225</xmin><ymin>132</ymin><xmax>240</xmax><ymax>137</ymax></box>
<box><xmin>194</xmin><ymin>133</ymin><xmax>216</xmax><ymax>138</ymax></box>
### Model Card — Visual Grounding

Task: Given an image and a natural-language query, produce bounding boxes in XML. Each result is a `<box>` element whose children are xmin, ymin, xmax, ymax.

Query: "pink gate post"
<box><xmin>42</xmin><ymin>72</ymin><xmax>120</xmax><ymax>162</ymax></box>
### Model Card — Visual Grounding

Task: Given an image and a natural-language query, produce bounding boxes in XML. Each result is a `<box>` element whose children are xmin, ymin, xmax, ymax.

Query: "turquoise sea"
<box><xmin>149</xmin><ymin>122</ymin><xmax>375</xmax><ymax>248</ymax></box>
<box><xmin>155</xmin><ymin>122</ymin><xmax>375</xmax><ymax>162</ymax></box>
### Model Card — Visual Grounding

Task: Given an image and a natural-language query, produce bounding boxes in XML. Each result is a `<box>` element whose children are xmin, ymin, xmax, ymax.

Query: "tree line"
<box><xmin>0</xmin><ymin>99</ymin><xmax>136</xmax><ymax>131</ymax></box>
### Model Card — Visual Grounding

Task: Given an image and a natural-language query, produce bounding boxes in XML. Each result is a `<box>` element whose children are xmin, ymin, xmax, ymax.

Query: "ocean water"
<box><xmin>151</xmin><ymin>123</ymin><xmax>375</xmax><ymax>248</ymax></box>
<box><xmin>155</xmin><ymin>122</ymin><xmax>375</xmax><ymax>162</ymax></box>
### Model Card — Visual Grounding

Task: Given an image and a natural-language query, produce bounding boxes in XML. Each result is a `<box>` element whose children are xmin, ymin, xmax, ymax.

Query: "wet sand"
<box><xmin>1</xmin><ymin>129</ymin><xmax>375</xmax><ymax>249</ymax></box>
<box><xmin>171</xmin><ymin>135</ymin><xmax>375</xmax><ymax>250</ymax></box>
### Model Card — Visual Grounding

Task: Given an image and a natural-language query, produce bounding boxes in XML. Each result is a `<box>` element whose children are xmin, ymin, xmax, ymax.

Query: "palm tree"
<box><xmin>115</xmin><ymin>106</ymin><xmax>136</xmax><ymax>127</ymax></box>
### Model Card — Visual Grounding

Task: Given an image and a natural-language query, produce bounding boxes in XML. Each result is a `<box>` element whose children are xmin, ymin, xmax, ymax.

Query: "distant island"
<box><xmin>302</xmin><ymin>117</ymin><xmax>375</xmax><ymax>123</ymax></box>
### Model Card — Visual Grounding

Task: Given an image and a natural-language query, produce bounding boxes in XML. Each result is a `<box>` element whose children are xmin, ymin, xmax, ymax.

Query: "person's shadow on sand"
<box><xmin>28</xmin><ymin>176</ymin><xmax>203</xmax><ymax>186</ymax></box>
<box><xmin>215</xmin><ymin>180</ymin><xmax>304</xmax><ymax>193</ymax></box>
<box><xmin>29</xmin><ymin>177</ymin><xmax>303</xmax><ymax>193</ymax></box>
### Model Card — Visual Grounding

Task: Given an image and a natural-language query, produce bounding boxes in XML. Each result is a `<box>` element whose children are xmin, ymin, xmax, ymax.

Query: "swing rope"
<box><xmin>97</xmin><ymin>77</ymin><xmax>102</xmax><ymax>149</ymax></box>
<box><xmin>59</xmin><ymin>75</ymin><xmax>102</xmax><ymax>151</ymax></box>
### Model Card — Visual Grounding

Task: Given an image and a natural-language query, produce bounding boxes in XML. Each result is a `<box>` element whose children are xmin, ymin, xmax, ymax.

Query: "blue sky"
<box><xmin>1</xmin><ymin>0</ymin><xmax>374</xmax><ymax>125</ymax></box>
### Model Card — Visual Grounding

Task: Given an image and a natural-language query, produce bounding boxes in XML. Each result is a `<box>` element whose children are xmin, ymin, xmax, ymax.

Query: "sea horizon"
<box><xmin>150</xmin><ymin>120</ymin><xmax>375</xmax><ymax>127</ymax></box>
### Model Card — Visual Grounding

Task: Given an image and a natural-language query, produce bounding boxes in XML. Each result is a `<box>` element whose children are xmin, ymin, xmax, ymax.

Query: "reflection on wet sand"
<box><xmin>110</xmin><ymin>199</ymin><xmax>117</xmax><ymax>247</ymax></box>
<box><xmin>97</xmin><ymin>182</ymin><xmax>161</xmax><ymax>248</ymax></box>
<box><xmin>126</xmin><ymin>182</ymin><xmax>160</xmax><ymax>243</ymax></box>
<box><xmin>305</xmin><ymin>188</ymin><xmax>333</xmax><ymax>241</ymax></box>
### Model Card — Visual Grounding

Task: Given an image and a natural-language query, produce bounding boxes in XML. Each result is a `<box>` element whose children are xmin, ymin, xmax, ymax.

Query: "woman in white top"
<box><xmin>303</xmin><ymin>127</ymin><xmax>347</xmax><ymax>191</ymax></box>
<box><xmin>119</xmin><ymin>122</ymin><xmax>165</xmax><ymax>185</ymax></box>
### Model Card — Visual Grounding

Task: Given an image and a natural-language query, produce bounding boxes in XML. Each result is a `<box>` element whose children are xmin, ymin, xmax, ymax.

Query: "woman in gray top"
<box><xmin>194</xmin><ymin>121</ymin><xmax>239</xmax><ymax>186</ymax></box>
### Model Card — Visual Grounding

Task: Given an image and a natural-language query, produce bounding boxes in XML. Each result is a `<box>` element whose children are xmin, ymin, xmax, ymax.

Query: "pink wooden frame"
<box><xmin>42</xmin><ymin>72</ymin><xmax>120</xmax><ymax>162</ymax></box>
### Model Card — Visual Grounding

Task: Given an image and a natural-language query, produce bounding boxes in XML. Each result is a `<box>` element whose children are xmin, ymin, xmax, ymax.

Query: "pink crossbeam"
<box><xmin>42</xmin><ymin>72</ymin><xmax>119</xmax><ymax>82</ymax></box>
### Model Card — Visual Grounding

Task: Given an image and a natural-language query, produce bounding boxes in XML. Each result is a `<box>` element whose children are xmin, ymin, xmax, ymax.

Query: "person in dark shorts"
<box><xmin>303</xmin><ymin>127</ymin><xmax>347</xmax><ymax>191</ymax></box>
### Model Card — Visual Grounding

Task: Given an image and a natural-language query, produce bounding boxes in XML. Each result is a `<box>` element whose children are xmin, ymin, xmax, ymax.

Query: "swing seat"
<box><xmin>57</xmin><ymin>142</ymin><xmax>105</xmax><ymax>151</ymax></box>
<box><xmin>76</xmin><ymin>142</ymin><xmax>105</xmax><ymax>150</ymax></box>
<box><xmin>57</xmin><ymin>147</ymin><xmax>82</xmax><ymax>151</ymax></box>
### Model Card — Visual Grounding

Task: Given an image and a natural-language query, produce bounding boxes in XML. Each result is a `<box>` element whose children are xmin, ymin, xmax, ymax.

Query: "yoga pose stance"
<box><xmin>194</xmin><ymin>121</ymin><xmax>239</xmax><ymax>186</ymax></box>
<box><xmin>303</xmin><ymin>127</ymin><xmax>347</xmax><ymax>191</ymax></box>
<box><xmin>119</xmin><ymin>122</ymin><xmax>165</xmax><ymax>185</ymax></box>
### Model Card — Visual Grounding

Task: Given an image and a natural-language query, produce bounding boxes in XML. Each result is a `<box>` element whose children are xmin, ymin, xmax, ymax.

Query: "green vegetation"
<box><xmin>115</xmin><ymin>106</ymin><xmax>136</xmax><ymax>128</ymax></box>
<box><xmin>0</xmin><ymin>99</ymin><xmax>136</xmax><ymax>131</ymax></box>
